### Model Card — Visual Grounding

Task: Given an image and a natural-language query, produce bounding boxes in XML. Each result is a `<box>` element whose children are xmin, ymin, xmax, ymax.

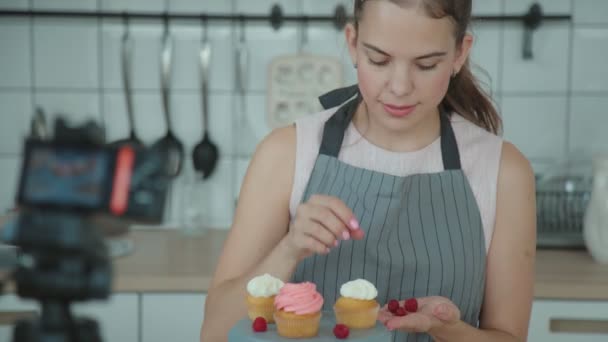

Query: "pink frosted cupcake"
<box><xmin>273</xmin><ymin>282</ymin><xmax>324</xmax><ymax>338</ymax></box>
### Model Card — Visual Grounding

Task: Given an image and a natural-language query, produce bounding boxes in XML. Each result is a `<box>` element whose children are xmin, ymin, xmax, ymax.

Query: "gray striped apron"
<box><xmin>292</xmin><ymin>85</ymin><xmax>486</xmax><ymax>341</ymax></box>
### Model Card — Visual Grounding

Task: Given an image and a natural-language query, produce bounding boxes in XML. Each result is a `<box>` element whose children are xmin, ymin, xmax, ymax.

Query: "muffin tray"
<box><xmin>228</xmin><ymin>311</ymin><xmax>393</xmax><ymax>341</ymax></box>
<box><xmin>266</xmin><ymin>54</ymin><xmax>343</xmax><ymax>129</ymax></box>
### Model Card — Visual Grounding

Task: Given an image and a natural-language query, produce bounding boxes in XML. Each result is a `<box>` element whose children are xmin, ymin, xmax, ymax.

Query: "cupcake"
<box><xmin>273</xmin><ymin>282</ymin><xmax>324</xmax><ymax>338</ymax></box>
<box><xmin>334</xmin><ymin>279</ymin><xmax>380</xmax><ymax>329</ymax></box>
<box><xmin>246</xmin><ymin>273</ymin><xmax>284</xmax><ymax>323</ymax></box>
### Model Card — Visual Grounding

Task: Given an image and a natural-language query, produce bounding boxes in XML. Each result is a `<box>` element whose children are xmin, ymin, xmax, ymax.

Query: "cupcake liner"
<box><xmin>274</xmin><ymin>311</ymin><xmax>322</xmax><ymax>338</ymax></box>
<box><xmin>247</xmin><ymin>296</ymin><xmax>276</xmax><ymax>323</ymax></box>
<box><xmin>333</xmin><ymin>304</ymin><xmax>379</xmax><ymax>329</ymax></box>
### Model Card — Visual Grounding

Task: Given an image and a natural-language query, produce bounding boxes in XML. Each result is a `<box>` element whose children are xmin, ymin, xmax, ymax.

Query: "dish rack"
<box><xmin>535</xmin><ymin>174</ymin><xmax>592</xmax><ymax>248</ymax></box>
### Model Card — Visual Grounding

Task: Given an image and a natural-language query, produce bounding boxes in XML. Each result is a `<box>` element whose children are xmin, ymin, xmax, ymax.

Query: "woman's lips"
<box><xmin>383</xmin><ymin>103</ymin><xmax>417</xmax><ymax>117</ymax></box>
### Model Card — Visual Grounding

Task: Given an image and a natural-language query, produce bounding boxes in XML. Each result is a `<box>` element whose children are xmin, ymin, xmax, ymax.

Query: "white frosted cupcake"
<box><xmin>246</xmin><ymin>274</ymin><xmax>284</xmax><ymax>323</ymax></box>
<box><xmin>333</xmin><ymin>279</ymin><xmax>380</xmax><ymax>329</ymax></box>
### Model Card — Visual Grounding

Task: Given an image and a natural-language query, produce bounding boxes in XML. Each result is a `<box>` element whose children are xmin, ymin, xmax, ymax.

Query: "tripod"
<box><xmin>14</xmin><ymin>300</ymin><xmax>101</xmax><ymax>342</ymax></box>
<box><xmin>3</xmin><ymin>211</ymin><xmax>112</xmax><ymax>342</ymax></box>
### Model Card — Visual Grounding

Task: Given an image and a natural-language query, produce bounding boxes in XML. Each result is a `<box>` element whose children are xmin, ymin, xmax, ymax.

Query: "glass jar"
<box><xmin>583</xmin><ymin>155</ymin><xmax>608</xmax><ymax>263</ymax></box>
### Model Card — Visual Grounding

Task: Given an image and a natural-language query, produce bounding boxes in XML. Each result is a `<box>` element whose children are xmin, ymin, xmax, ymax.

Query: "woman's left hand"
<box><xmin>377</xmin><ymin>296</ymin><xmax>461</xmax><ymax>334</ymax></box>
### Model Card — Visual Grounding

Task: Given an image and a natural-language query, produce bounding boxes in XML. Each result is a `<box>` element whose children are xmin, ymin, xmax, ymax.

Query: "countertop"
<box><xmin>5</xmin><ymin>229</ymin><xmax>608</xmax><ymax>300</ymax></box>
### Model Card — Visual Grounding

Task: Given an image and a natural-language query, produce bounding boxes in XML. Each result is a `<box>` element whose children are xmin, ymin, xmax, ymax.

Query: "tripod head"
<box><xmin>1</xmin><ymin>117</ymin><xmax>173</xmax><ymax>342</ymax></box>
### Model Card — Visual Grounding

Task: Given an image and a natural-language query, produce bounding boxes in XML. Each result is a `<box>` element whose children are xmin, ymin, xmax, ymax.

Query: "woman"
<box><xmin>201</xmin><ymin>0</ymin><xmax>536</xmax><ymax>341</ymax></box>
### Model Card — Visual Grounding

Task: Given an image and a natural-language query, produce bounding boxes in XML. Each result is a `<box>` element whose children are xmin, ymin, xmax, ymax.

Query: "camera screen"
<box><xmin>20</xmin><ymin>146</ymin><xmax>111</xmax><ymax>209</ymax></box>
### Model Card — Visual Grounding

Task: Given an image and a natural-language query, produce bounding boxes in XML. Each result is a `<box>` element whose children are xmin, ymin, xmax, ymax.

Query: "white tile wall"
<box><xmin>0</xmin><ymin>157</ymin><xmax>21</xmax><ymax>213</ymax></box>
<box><xmin>502</xmin><ymin>95</ymin><xmax>568</xmax><ymax>160</ymax></box>
<box><xmin>504</xmin><ymin>0</ymin><xmax>572</xmax><ymax>14</ymax></box>
<box><xmin>0</xmin><ymin>0</ymin><xmax>28</xmax><ymax>10</ymax></box>
<box><xmin>170</xmin><ymin>93</ymin><xmax>234</xmax><ymax>153</ymax></box>
<box><xmin>572</xmin><ymin>28</ymin><xmax>608</xmax><ymax>92</ymax></box>
<box><xmin>0</xmin><ymin>92</ymin><xmax>31</xmax><ymax>154</ymax></box>
<box><xmin>0</xmin><ymin>18</ymin><xmax>31</xmax><ymax>88</ymax></box>
<box><xmin>301</xmin><ymin>0</ymin><xmax>351</xmax><ymax>16</ymax></box>
<box><xmin>101</xmin><ymin>22</ymin><xmax>162</xmax><ymax>90</ymax></box>
<box><xmin>573</xmin><ymin>0</ymin><xmax>608</xmax><ymax>24</ymax></box>
<box><xmin>32</xmin><ymin>0</ymin><xmax>97</xmax><ymax>11</ymax></box>
<box><xmin>472</xmin><ymin>0</ymin><xmax>502</xmax><ymax>15</ymax></box>
<box><xmin>305</xmin><ymin>26</ymin><xmax>355</xmax><ymax>86</ymax></box>
<box><xmin>101</xmin><ymin>0</ymin><xmax>164</xmax><ymax>13</ymax></box>
<box><xmin>1</xmin><ymin>0</ymin><xmax>607</xmax><ymax>228</ymax></box>
<box><xmin>569</xmin><ymin>96</ymin><xmax>608</xmax><ymax>158</ymax></box>
<box><xmin>34</xmin><ymin>91</ymin><xmax>101</xmax><ymax>125</ymax></box>
<box><xmin>103</xmin><ymin>92</ymin><xmax>165</xmax><ymax>144</ymax></box>
<box><xmin>169</xmin><ymin>0</ymin><xmax>232</xmax><ymax>13</ymax></box>
<box><xmin>240</xmin><ymin>25</ymin><xmax>299</xmax><ymax>91</ymax></box>
<box><xmin>34</xmin><ymin>18</ymin><xmax>99</xmax><ymax>89</ymax></box>
<box><xmin>171</xmin><ymin>24</ymin><xmax>234</xmax><ymax>91</ymax></box>
<box><xmin>470</xmin><ymin>22</ymin><xmax>501</xmax><ymax>95</ymax></box>
<box><xmin>501</xmin><ymin>23</ymin><xmax>570</xmax><ymax>93</ymax></box>
<box><xmin>235</xmin><ymin>0</ymin><xmax>299</xmax><ymax>16</ymax></box>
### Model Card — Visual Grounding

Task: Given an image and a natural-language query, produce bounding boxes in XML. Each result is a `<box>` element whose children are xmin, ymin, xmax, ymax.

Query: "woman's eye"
<box><xmin>368</xmin><ymin>58</ymin><xmax>389</xmax><ymax>66</ymax></box>
<box><xmin>418</xmin><ymin>64</ymin><xmax>437</xmax><ymax>71</ymax></box>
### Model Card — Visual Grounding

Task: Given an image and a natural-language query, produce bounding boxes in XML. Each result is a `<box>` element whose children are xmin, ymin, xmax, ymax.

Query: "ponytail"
<box><xmin>442</xmin><ymin>61</ymin><xmax>502</xmax><ymax>135</ymax></box>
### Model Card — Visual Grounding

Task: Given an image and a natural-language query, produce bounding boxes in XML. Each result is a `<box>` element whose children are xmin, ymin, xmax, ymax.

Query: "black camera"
<box><xmin>1</xmin><ymin>118</ymin><xmax>173</xmax><ymax>342</ymax></box>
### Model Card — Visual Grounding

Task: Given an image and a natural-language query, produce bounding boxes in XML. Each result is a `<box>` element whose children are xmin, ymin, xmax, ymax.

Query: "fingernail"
<box><xmin>334</xmin><ymin>240</ymin><xmax>339</xmax><ymax>247</ymax></box>
<box><xmin>342</xmin><ymin>230</ymin><xmax>350</xmax><ymax>240</ymax></box>
<box><xmin>349</xmin><ymin>218</ymin><xmax>359</xmax><ymax>230</ymax></box>
<box><xmin>325</xmin><ymin>247</ymin><xmax>330</xmax><ymax>253</ymax></box>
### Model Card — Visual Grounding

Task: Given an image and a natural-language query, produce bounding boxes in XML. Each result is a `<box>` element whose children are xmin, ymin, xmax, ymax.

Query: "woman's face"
<box><xmin>346</xmin><ymin>1</ymin><xmax>472</xmax><ymax>134</ymax></box>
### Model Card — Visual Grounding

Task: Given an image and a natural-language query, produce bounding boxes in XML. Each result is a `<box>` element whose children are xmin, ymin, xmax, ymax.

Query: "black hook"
<box><xmin>200</xmin><ymin>14</ymin><xmax>208</xmax><ymax>42</ymax></box>
<box><xmin>334</xmin><ymin>4</ymin><xmax>348</xmax><ymax>30</ymax></box>
<box><xmin>270</xmin><ymin>4</ymin><xmax>283</xmax><ymax>31</ymax></box>
<box><xmin>162</xmin><ymin>11</ymin><xmax>169</xmax><ymax>33</ymax></box>
<box><xmin>522</xmin><ymin>3</ymin><xmax>542</xmax><ymax>59</ymax></box>
<box><xmin>122</xmin><ymin>11</ymin><xmax>129</xmax><ymax>29</ymax></box>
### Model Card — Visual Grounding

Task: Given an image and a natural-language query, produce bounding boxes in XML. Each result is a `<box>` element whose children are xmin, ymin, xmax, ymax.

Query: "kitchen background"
<box><xmin>0</xmin><ymin>0</ymin><xmax>607</xmax><ymax>230</ymax></box>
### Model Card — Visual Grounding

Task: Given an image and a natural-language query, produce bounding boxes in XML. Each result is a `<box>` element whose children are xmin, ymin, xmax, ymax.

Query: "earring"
<box><xmin>451</xmin><ymin>70</ymin><xmax>458</xmax><ymax>78</ymax></box>
<box><xmin>354</xmin><ymin>62</ymin><xmax>358</xmax><ymax>69</ymax></box>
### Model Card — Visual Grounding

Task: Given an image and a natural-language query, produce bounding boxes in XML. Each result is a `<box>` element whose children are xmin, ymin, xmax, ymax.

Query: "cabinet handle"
<box><xmin>0</xmin><ymin>311</ymin><xmax>37</xmax><ymax>326</ymax></box>
<box><xmin>550</xmin><ymin>318</ymin><xmax>608</xmax><ymax>334</ymax></box>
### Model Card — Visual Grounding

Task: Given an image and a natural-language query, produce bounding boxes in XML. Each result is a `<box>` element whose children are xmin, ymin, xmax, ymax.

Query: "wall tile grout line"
<box><xmin>98</xmin><ymin>0</ymin><xmax>105</xmax><ymax>141</ymax></box>
<box><xmin>565</xmin><ymin>0</ymin><xmax>575</xmax><ymax>158</ymax></box>
<box><xmin>28</xmin><ymin>0</ymin><xmax>35</xmax><ymax>136</ymax></box>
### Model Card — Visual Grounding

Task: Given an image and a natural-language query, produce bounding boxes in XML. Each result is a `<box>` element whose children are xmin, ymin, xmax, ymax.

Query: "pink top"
<box><xmin>274</xmin><ymin>282</ymin><xmax>324</xmax><ymax>315</ymax></box>
<box><xmin>289</xmin><ymin>107</ymin><xmax>504</xmax><ymax>253</ymax></box>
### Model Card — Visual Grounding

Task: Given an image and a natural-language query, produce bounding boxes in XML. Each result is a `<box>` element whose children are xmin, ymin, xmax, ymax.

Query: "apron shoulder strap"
<box><xmin>317</xmin><ymin>85</ymin><xmax>462</xmax><ymax>170</ymax></box>
<box><xmin>440</xmin><ymin>111</ymin><xmax>462</xmax><ymax>170</ymax></box>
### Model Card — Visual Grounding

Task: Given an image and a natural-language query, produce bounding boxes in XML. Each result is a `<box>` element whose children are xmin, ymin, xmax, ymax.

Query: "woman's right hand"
<box><xmin>283</xmin><ymin>194</ymin><xmax>364</xmax><ymax>261</ymax></box>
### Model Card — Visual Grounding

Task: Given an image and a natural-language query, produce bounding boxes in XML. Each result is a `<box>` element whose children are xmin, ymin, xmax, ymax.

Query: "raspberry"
<box><xmin>388</xmin><ymin>299</ymin><xmax>400</xmax><ymax>313</ymax></box>
<box><xmin>333</xmin><ymin>324</ymin><xmax>350</xmax><ymax>339</ymax></box>
<box><xmin>395</xmin><ymin>307</ymin><xmax>407</xmax><ymax>317</ymax></box>
<box><xmin>405</xmin><ymin>298</ymin><xmax>418</xmax><ymax>312</ymax></box>
<box><xmin>252</xmin><ymin>317</ymin><xmax>267</xmax><ymax>332</ymax></box>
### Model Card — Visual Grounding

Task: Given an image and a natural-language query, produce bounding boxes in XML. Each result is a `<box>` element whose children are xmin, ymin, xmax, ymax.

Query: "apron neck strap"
<box><xmin>318</xmin><ymin>85</ymin><xmax>462</xmax><ymax>171</ymax></box>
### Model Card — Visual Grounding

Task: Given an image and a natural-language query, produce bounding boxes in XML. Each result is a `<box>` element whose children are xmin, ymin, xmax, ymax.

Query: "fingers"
<box><xmin>384</xmin><ymin>313</ymin><xmax>431</xmax><ymax>332</ymax></box>
<box><xmin>307</xmin><ymin>203</ymin><xmax>349</xmax><ymax>242</ymax></box>
<box><xmin>291</xmin><ymin>195</ymin><xmax>364</xmax><ymax>258</ymax></box>
<box><xmin>300</xmin><ymin>232</ymin><xmax>331</xmax><ymax>255</ymax></box>
<box><xmin>309</xmin><ymin>194</ymin><xmax>360</xmax><ymax>231</ymax></box>
<box><xmin>304</xmin><ymin>220</ymin><xmax>340</xmax><ymax>249</ymax></box>
<box><xmin>433</xmin><ymin>303</ymin><xmax>460</xmax><ymax>323</ymax></box>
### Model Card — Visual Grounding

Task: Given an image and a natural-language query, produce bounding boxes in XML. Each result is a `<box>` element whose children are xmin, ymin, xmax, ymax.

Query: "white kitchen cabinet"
<box><xmin>72</xmin><ymin>293</ymin><xmax>139</xmax><ymax>342</ymax></box>
<box><xmin>529</xmin><ymin>300</ymin><xmax>608</xmax><ymax>342</ymax></box>
<box><xmin>0</xmin><ymin>294</ymin><xmax>39</xmax><ymax>342</ymax></box>
<box><xmin>142</xmin><ymin>293</ymin><xmax>207</xmax><ymax>342</ymax></box>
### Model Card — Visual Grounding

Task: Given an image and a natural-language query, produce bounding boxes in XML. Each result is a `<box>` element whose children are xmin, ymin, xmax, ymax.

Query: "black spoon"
<box><xmin>192</xmin><ymin>17</ymin><xmax>218</xmax><ymax>179</ymax></box>
<box><xmin>153</xmin><ymin>15</ymin><xmax>184</xmax><ymax>178</ymax></box>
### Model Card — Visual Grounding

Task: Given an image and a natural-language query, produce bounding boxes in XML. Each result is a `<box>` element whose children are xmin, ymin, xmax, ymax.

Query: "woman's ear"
<box><xmin>344</xmin><ymin>23</ymin><xmax>358</xmax><ymax>67</ymax></box>
<box><xmin>453</xmin><ymin>33</ymin><xmax>473</xmax><ymax>73</ymax></box>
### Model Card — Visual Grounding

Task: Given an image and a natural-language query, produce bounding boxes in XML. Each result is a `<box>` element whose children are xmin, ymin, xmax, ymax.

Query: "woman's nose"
<box><xmin>388</xmin><ymin>66</ymin><xmax>414</xmax><ymax>97</ymax></box>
